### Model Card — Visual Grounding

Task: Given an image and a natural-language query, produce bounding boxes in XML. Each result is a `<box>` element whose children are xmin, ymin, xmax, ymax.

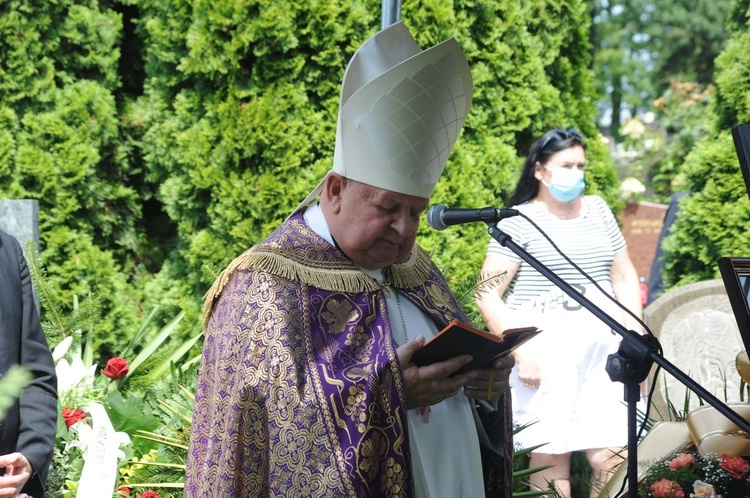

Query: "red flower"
<box><xmin>720</xmin><ymin>454</ymin><xmax>750</xmax><ymax>479</ymax></box>
<box><xmin>136</xmin><ymin>491</ymin><xmax>160</xmax><ymax>498</ymax></box>
<box><xmin>668</xmin><ymin>453</ymin><xmax>694</xmax><ymax>471</ymax></box>
<box><xmin>118</xmin><ymin>487</ymin><xmax>131</xmax><ymax>497</ymax></box>
<box><xmin>650</xmin><ymin>478</ymin><xmax>684</xmax><ymax>498</ymax></box>
<box><xmin>103</xmin><ymin>357</ymin><xmax>130</xmax><ymax>379</ymax></box>
<box><xmin>61</xmin><ymin>407</ymin><xmax>87</xmax><ymax>428</ymax></box>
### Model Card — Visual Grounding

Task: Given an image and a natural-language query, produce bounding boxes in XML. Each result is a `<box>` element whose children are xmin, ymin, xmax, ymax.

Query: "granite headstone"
<box><xmin>644</xmin><ymin>279</ymin><xmax>745</xmax><ymax>420</ymax></box>
<box><xmin>0</xmin><ymin>199</ymin><xmax>39</xmax><ymax>255</ymax></box>
<box><xmin>0</xmin><ymin>199</ymin><xmax>41</xmax><ymax>312</ymax></box>
<box><xmin>618</xmin><ymin>200</ymin><xmax>668</xmax><ymax>282</ymax></box>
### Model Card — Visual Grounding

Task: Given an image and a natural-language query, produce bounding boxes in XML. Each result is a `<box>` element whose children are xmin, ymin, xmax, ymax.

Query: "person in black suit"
<box><xmin>0</xmin><ymin>228</ymin><xmax>57</xmax><ymax>498</ymax></box>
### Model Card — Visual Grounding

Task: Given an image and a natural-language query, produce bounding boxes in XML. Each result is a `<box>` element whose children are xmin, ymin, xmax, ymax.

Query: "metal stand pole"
<box><xmin>381</xmin><ymin>0</ymin><xmax>402</xmax><ymax>28</ymax></box>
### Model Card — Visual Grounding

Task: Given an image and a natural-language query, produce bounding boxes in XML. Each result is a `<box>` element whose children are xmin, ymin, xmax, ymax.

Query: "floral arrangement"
<box><xmin>44</xmin><ymin>306</ymin><xmax>199</xmax><ymax>497</ymax></box>
<box><xmin>23</xmin><ymin>244</ymin><xmax>201</xmax><ymax>497</ymax></box>
<box><xmin>639</xmin><ymin>451</ymin><xmax>750</xmax><ymax>497</ymax></box>
<box><xmin>619</xmin><ymin>176</ymin><xmax>647</xmax><ymax>202</ymax></box>
<box><xmin>51</xmin><ymin>334</ymin><xmax>167</xmax><ymax>498</ymax></box>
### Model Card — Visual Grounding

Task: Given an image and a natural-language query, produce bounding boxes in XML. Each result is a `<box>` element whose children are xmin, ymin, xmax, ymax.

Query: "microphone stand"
<box><xmin>487</xmin><ymin>224</ymin><xmax>750</xmax><ymax>497</ymax></box>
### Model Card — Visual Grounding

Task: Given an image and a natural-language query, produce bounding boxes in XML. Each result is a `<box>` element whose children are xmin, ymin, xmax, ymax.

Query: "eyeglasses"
<box><xmin>538</xmin><ymin>128</ymin><xmax>584</xmax><ymax>151</ymax></box>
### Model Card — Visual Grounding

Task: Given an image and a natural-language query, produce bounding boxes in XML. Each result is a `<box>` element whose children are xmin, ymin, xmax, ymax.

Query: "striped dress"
<box><xmin>486</xmin><ymin>195</ymin><xmax>629</xmax><ymax>453</ymax></box>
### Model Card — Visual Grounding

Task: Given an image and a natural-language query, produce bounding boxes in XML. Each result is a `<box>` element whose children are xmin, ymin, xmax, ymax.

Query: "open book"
<box><xmin>411</xmin><ymin>319</ymin><xmax>542</xmax><ymax>375</ymax></box>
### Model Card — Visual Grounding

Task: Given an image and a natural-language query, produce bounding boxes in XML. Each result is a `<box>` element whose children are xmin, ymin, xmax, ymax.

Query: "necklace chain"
<box><xmin>393</xmin><ymin>292</ymin><xmax>407</xmax><ymax>345</ymax></box>
<box><xmin>381</xmin><ymin>270</ymin><xmax>408</xmax><ymax>345</ymax></box>
<box><xmin>536</xmin><ymin>199</ymin><xmax>575</xmax><ymax>218</ymax></box>
<box><xmin>382</xmin><ymin>270</ymin><xmax>429</xmax><ymax>422</ymax></box>
<box><xmin>556</xmin><ymin>203</ymin><xmax>575</xmax><ymax>218</ymax></box>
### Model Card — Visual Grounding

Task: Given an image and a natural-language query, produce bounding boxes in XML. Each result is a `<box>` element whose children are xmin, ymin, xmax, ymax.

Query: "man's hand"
<box><xmin>0</xmin><ymin>452</ymin><xmax>32</xmax><ymax>498</ymax></box>
<box><xmin>397</xmin><ymin>336</ymin><xmax>477</xmax><ymax>409</ymax></box>
<box><xmin>462</xmin><ymin>354</ymin><xmax>515</xmax><ymax>401</ymax></box>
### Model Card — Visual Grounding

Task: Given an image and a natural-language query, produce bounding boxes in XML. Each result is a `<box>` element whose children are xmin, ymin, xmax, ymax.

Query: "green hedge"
<box><xmin>659</xmin><ymin>0</ymin><xmax>750</xmax><ymax>290</ymax></box>
<box><xmin>0</xmin><ymin>0</ymin><xmax>618</xmax><ymax>357</ymax></box>
<box><xmin>0</xmin><ymin>1</ymin><xmax>146</xmax><ymax>357</ymax></box>
<box><xmin>132</xmin><ymin>0</ymin><xmax>617</xmax><ymax>298</ymax></box>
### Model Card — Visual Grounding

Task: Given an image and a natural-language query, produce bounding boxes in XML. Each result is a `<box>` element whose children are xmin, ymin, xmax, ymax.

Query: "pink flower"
<box><xmin>720</xmin><ymin>454</ymin><xmax>749</xmax><ymax>479</ymax></box>
<box><xmin>103</xmin><ymin>357</ymin><xmax>130</xmax><ymax>379</ymax></box>
<box><xmin>61</xmin><ymin>407</ymin><xmax>87</xmax><ymax>428</ymax></box>
<box><xmin>669</xmin><ymin>453</ymin><xmax>694</xmax><ymax>471</ymax></box>
<box><xmin>136</xmin><ymin>491</ymin><xmax>160</xmax><ymax>498</ymax></box>
<box><xmin>650</xmin><ymin>478</ymin><xmax>685</xmax><ymax>498</ymax></box>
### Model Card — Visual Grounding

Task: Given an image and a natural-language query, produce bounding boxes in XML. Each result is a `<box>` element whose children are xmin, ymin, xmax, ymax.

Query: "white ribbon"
<box><xmin>75</xmin><ymin>402</ymin><xmax>119</xmax><ymax>498</ymax></box>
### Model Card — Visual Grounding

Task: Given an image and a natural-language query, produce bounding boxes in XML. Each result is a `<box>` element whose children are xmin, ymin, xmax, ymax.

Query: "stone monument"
<box><xmin>644</xmin><ymin>279</ymin><xmax>745</xmax><ymax>420</ymax></box>
<box><xmin>0</xmin><ymin>199</ymin><xmax>41</xmax><ymax>312</ymax></box>
<box><xmin>0</xmin><ymin>199</ymin><xmax>40</xmax><ymax>256</ymax></box>
<box><xmin>618</xmin><ymin>200</ymin><xmax>668</xmax><ymax>281</ymax></box>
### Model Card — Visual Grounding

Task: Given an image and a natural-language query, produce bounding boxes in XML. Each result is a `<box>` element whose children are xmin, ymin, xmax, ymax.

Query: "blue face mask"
<box><xmin>542</xmin><ymin>167</ymin><xmax>585</xmax><ymax>202</ymax></box>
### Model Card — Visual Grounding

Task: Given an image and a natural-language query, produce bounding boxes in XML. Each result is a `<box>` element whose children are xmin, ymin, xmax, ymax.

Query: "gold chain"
<box><xmin>381</xmin><ymin>269</ymin><xmax>408</xmax><ymax>345</ymax></box>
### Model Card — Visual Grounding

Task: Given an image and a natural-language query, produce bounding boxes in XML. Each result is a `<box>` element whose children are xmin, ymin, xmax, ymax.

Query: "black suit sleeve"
<box><xmin>1</xmin><ymin>232</ymin><xmax>57</xmax><ymax>496</ymax></box>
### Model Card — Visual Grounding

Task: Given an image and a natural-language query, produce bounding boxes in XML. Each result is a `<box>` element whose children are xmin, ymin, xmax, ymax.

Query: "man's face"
<box><xmin>323</xmin><ymin>175</ymin><xmax>429</xmax><ymax>270</ymax></box>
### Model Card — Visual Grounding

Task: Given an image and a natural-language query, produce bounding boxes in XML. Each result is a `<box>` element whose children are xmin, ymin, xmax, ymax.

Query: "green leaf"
<box><xmin>105</xmin><ymin>389</ymin><xmax>160</xmax><ymax>453</ymax></box>
<box><xmin>0</xmin><ymin>366</ymin><xmax>33</xmax><ymax>420</ymax></box>
<box><xmin>127</xmin><ymin>311</ymin><xmax>185</xmax><ymax>377</ymax></box>
<box><xmin>513</xmin><ymin>465</ymin><xmax>554</xmax><ymax>479</ymax></box>
<box><xmin>143</xmin><ymin>329</ymin><xmax>203</xmax><ymax>382</ymax></box>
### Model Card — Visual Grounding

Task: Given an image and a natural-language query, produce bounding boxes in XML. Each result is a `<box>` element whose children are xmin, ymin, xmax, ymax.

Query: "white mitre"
<box><xmin>293</xmin><ymin>21</ymin><xmax>473</xmax><ymax>213</ymax></box>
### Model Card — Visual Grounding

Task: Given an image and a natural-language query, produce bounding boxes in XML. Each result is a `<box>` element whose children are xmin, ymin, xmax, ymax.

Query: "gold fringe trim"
<box><xmin>203</xmin><ymin>244</ymin><xmax>434</xmax><ymax>328</ymax></box>
<box><xmin>389</xmin><ymin>246</ymin><xmax>434</xmax><ymax>288</ymax></box>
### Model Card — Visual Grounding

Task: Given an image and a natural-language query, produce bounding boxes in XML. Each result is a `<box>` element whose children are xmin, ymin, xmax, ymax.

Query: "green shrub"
<box><xmin>1</xmin><ymin>0</ymin><xmax>619</xmax><ymax>356</ymax></box>
<box><xmin>659</xmin><ymin>1</ymin><xmax>750</xmax><ymax>291</ymax></box>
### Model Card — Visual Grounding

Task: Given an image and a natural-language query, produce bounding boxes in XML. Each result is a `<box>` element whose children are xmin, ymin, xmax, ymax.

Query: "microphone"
<box><xmin>426</xmin><ymin>204</ymin><xmax>520</xmax><ymax>230</ymax></box>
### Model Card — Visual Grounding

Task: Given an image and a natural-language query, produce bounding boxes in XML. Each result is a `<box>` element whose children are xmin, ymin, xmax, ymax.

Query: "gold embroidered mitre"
<box><xmin>294</xmin><ymin>22</ymin><xmax>473</xmax><ymax>213</ymax></box>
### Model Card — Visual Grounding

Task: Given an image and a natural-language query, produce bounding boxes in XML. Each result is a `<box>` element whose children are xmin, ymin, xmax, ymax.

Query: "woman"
<box><xmin>476</xmin><ymin>129</ymin><xmax>642</xmax><ymax>497</ymax></box>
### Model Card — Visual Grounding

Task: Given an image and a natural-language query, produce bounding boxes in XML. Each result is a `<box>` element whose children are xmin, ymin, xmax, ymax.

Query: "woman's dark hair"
<box><xmin>506</xmin><ymin>129</ymin><xmax>586</xmax><ymax>207</ymax></box>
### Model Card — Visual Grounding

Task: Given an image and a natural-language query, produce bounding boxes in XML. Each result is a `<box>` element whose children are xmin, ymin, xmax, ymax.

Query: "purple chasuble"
<box><xmin>185</xmin><ymin>212</ymin><xmax>511</xmax><ymax>497</ymax></box>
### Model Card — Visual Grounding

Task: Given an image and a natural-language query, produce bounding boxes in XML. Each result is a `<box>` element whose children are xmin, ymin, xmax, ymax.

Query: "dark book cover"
<box><xmin>411</xmin><ymin>319</ymin><xmax>542</xmax><ymax>375</ymax></box>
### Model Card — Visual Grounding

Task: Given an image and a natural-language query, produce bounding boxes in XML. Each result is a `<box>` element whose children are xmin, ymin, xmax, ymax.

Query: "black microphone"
<box><xmin>426</xmin><ymin>204</ymin><xmax>520</xmax><ymax>230</ymax></box>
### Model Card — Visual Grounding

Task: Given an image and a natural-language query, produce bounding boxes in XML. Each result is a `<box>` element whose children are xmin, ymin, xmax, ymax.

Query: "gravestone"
<box><xmin>644</xmin><ymin>279</ymin><xmax>744</xmax><ymax>420</ymax></box>
<box><xmin>0</xmin><ymin>199</ymin><xmax>39</xmax><ymax>256</ymax></box>
<box><xmin>618</xmin><ymin>201</ymin><xmax>667</xmax><ymax>281</ymax></box>
<box><xmin>0</xmin><ymin>199</ymin><xmax>40</xmax><ymax>312</ymax></box>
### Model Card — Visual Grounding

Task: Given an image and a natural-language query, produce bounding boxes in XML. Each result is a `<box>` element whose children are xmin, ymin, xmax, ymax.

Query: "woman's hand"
<box><xmin>514</xmin><ymin>353</ymin><xmax>541</xmax><ymax>390</ymax></box>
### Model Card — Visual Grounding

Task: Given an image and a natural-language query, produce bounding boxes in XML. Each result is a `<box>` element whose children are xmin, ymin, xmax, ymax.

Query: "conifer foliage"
<box><xmin>658</xmin><ymin>0</ymin><xmax>750</xmax><ymax>289</ymax></box>
<box><xmin>0</xmin><ymin>0</ymin><xmax>614</xmax><ymax>350</ymax></box>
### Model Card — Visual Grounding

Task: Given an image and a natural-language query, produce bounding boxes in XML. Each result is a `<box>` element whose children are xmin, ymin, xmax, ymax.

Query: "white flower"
<box><xmin>691</xmin><ymin>479</ymin><xmax>718</xmax><ymax>497</ymax></box>
<box><xmin>69</xmin><ymin>403</ymin><xmax>132</xmax><ymax>468</ymax></box>
<box><xmin>620</xmin><ymin>177</ymin><xmax>646</xmax><ymax>199</ymax></box>
<box><xmin>56</xmin><ymin>355</ymin><xmax>97</xmax><ymax>395</ymax></box>
<box><xmin>115</xmin><ymin>431</ymin><xmax>131</xmax><ymax>461</ymax></box>
<box><xmin>69</xmin><ymin>419</ymin><xmax>93</xmax><ymax>453</ymax></box>
<box><xmin>51</xmin><ymin>336</ymin><xmax>73</xmax><ymax>362</ymax></box>
<box><xmin>621</xmin><ymin>117</ymin><xmax>646</xmax><ymax>139</ymax></box>
<box><xmin>73</xmin><ymin>423</ymin><xmax>131</xmax><ymax>460</ymax></box>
